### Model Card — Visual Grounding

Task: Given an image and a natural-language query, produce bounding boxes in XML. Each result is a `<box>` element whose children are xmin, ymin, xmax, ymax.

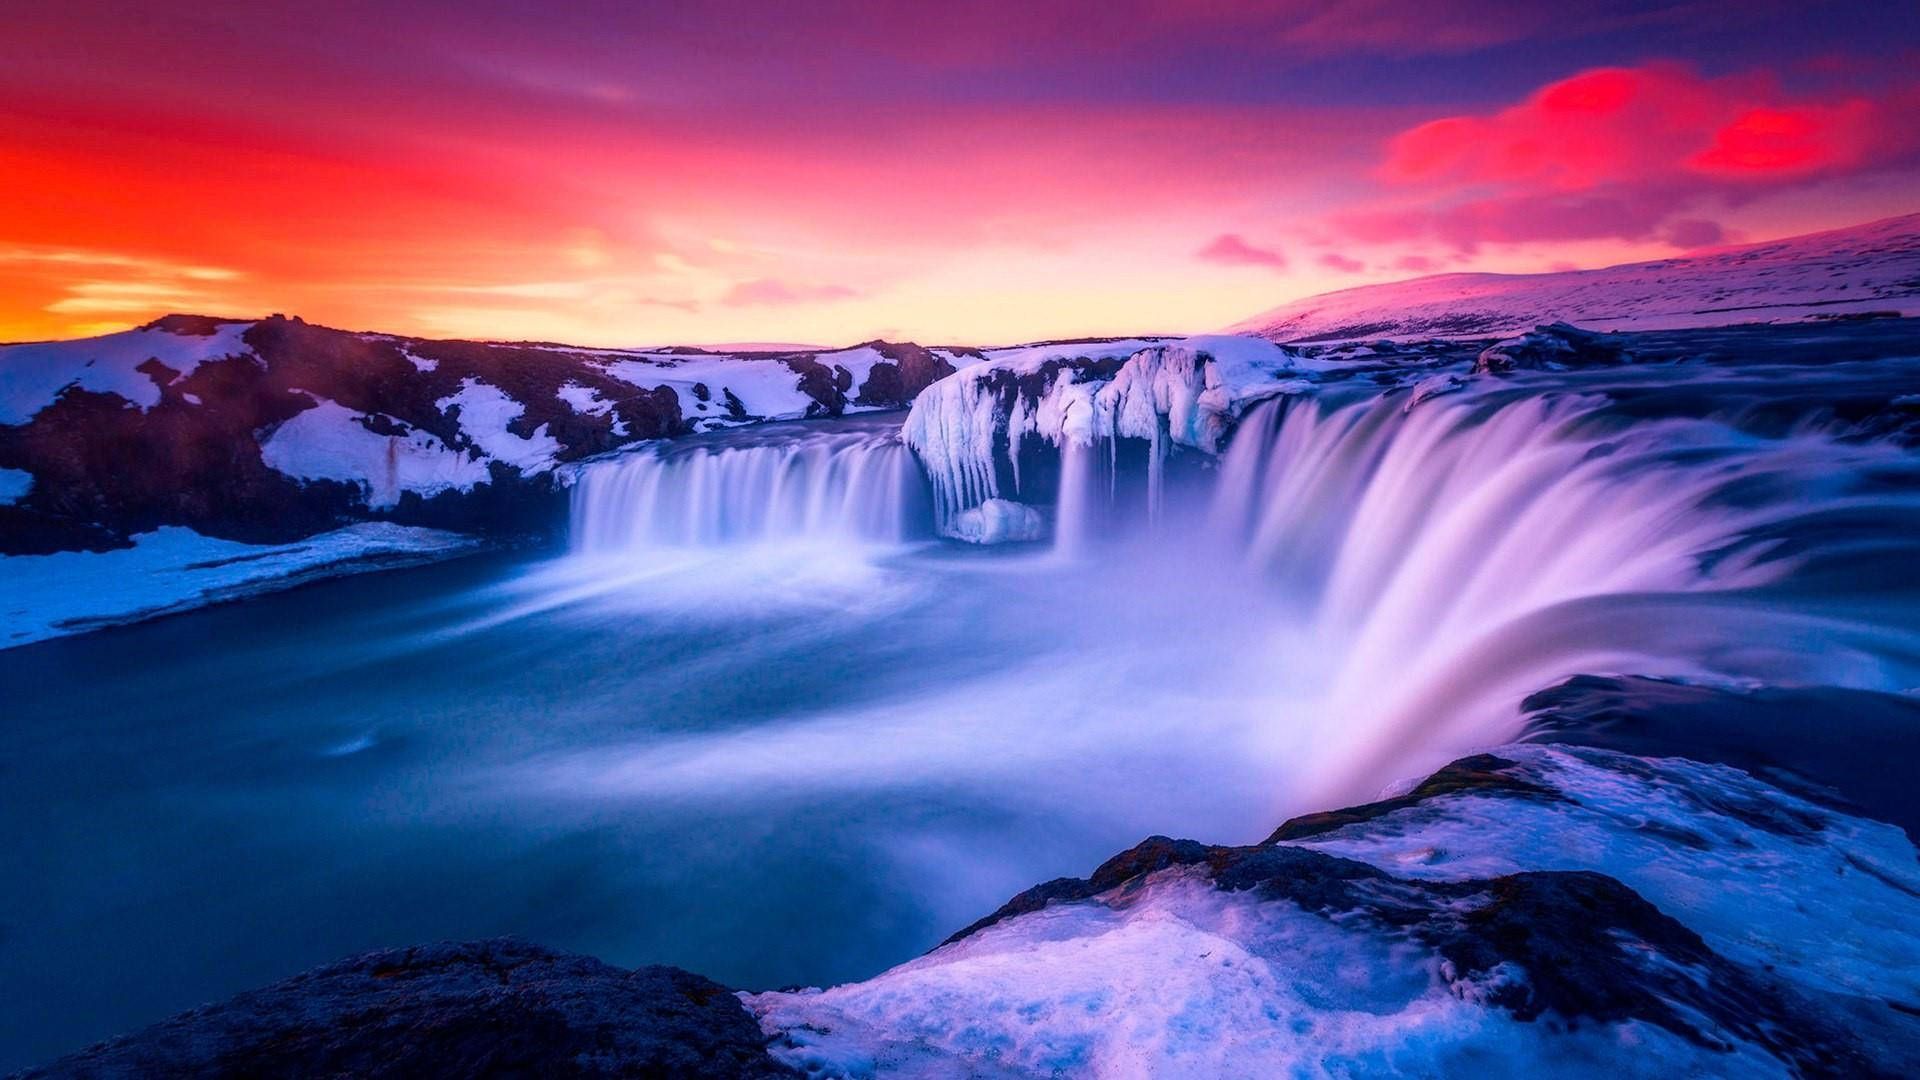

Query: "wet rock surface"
<box><xmin>18</xmin><ymin>939</ymin><xmax>792</xmax><ymax>1080</ymax></box>
<box><xmin>1474</xmin><ymin>322</ymin><xmax>1636</xmax><ymax>374</ymax></box>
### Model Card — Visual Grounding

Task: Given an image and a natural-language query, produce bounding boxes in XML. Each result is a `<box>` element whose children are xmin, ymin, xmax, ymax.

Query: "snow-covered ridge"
<box><xmin>902</xmin><ymin>335</ymin><xmax>1306</xmax><ymax>536</ymax></box>
<box><xmin>1229</xmin><ymin>212</ymin><xmax>1920</xmax><ymax>343</ymax></box>
<box><xmin>0</xmin><ymin>315</ymin><xmax>984</xmax><ymax>554</ymax></box>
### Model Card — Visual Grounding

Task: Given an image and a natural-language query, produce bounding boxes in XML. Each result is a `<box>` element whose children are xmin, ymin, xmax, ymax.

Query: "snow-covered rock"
<box><xmin>1230</xmin><ymin>213</ymin><xmax>1920</xmax><ymax>343</ymax></box>
<box><xmin>749</xmin><ymin>744</ymin><xmax>1920</xmax><ymax>1078</ymax></box>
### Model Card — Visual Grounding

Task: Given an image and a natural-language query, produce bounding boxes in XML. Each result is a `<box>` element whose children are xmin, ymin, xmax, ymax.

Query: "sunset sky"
<box><xmin>4</xmin><ymin>1</ymin><xmax>1918</xmax><ymax>347</ymax></box>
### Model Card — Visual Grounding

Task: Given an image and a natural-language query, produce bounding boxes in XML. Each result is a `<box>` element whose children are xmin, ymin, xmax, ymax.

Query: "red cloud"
<box><xmin>1318</xmin><ymin>253</ymin><xmax>1366</xmax><ymax>273</ymax></box>
<box><xmin>1354</xmin><ymin>63</ymin><xmax>1916</xmax><ymax>251</ymax></box>
<box><xmin>1197</xmin><ymin>233</ymin><xmax>1287</xmax><ymax>270</ymax></box>
<box><xmin>1690</xmin><ymin>101</ymin><xmax>1879</xmax><ymax>177</ymax></box>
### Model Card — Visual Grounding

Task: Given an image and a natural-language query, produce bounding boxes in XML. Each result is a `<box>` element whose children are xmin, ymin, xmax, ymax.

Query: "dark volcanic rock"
<box><xmin>1521</xmin><ymin>674</ymin><xmax>1920</xmax><ymax>840</ymax></box>
<box><xmin>944</xmin><ymin>750</ymin><xmax>1901</xmax><ymax>1075</ymax></box>
<box><xmin>20</xmin><ymin>939</ymin><xmax>792</xmax><ymax>1080</ymax></box>
<box><xmin>1264</xmin><ymin>752</ymin><xmax>1566</xmax><ymax>842</ymax></box>
<box><xmin>1474</xmin><ymin>322</ymin><xmax>1635</xmax><ymax>374</ymax></box>
<box><xmin>854</xmin><ymin>341</ymin><xmax>959</xmax><ymax>408</ymax></box>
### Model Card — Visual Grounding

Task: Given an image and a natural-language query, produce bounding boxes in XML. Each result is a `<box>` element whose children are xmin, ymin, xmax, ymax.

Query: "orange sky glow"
<box><xmin>4</xmin><ymin>1</ymin><xmax>1917</xmax><ymax>347</ymax></box>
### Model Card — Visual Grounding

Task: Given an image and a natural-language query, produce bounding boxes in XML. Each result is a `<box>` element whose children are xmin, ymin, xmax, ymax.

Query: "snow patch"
<box><xmin>0</xmin><ymin>467</ymin><xmax>31</xmax><ymax>505</ymax></box>
<box><xmin>435</xmin><ymin>378</ymin><xmax>562</xmax><ymax>472</ymax></box>
<box><xmin>260</xmin><ymin>401</ymin><xmax>490</xmax><ymax>508</ymax></box>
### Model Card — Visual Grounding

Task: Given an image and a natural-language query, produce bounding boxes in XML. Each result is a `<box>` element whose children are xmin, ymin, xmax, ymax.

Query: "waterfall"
<box><xmin>548</xmin><ymin>361</ymin><xmax>1920</xmax><ymax>810</ymax></box>
<box><xmin>1181</xmin><ymin>383</ymin><xmax>1920</xmax><ymax>803</ymax></box>
<box><xmin>570</xmin><ymin>420</ymin><xmax>928</xmax><ymax>553</ymax></box>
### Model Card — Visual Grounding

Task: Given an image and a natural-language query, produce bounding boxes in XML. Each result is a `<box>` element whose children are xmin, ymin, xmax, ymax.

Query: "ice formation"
<box><xmin>902</xmin><ymin>335</ymin><xmax>1303</xmax><ymax>535</ymax></box>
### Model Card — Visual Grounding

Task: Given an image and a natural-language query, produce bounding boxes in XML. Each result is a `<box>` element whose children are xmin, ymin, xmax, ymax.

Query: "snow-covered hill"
<box><xmin>1229</xmin><ymin>213</ymin><xmax>1920</xmax><ymax>343</ymax></box>
<box><xmin>0</xmin><ymin>314</ymin><xmax>983</xmax><ymax>555</ymax></box>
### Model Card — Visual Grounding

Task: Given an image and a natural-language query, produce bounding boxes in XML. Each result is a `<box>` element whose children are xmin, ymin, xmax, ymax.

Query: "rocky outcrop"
<box><xmin>1474</xmin><ymin>322</ymin><xmax>1635</xmax><ymax>374</ymax></box>
<box><xmin>750</xmin><ymin>743</ymin><xmax>1920</xmax><ymax>1077</ymax></box>
<box><xmin>20</xmin><ymin>939</ymin><xmax>793</xmax><ymax>1079</ymax></box>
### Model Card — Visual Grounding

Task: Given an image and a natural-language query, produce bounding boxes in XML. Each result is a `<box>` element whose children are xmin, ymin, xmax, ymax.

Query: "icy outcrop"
<box><xmin>902</xmin><ymin>335</ymin><xmax>1302</xmax><ymax>534</ymax></box>
<box><xmin>949</xmin><ymin>498</ymin><xmax>1046</xmax><ymax>545</ymax></box>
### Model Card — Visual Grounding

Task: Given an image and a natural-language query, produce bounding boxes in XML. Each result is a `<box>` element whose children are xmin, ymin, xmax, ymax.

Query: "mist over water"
<box><xmin>7</xmin><ymin>362</ymin><xmax>1920</xmax><ymax>1069</ymax></box>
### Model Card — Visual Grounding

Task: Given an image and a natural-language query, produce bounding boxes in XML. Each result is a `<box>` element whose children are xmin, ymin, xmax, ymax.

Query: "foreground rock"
<box><xmin>21</xmin><ymin>940</ymin><xmax>792</xmax><ymax>1079</ymax></box>
<box><xmin>750</xmin><ymin>744</ymin><xmax>1920</xmax><ymax>1077</ymax></box>
<box><xmin>20</xmin><ymin>737</ymin><xmax>1920</xmax><ymax>1078</ymax></box>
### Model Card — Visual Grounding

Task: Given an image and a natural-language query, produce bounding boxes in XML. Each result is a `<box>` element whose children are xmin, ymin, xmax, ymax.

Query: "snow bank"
<box><xmin>0</xmin><ymin>523</ymin><xmax>481</xmax><ymax>649</ymax></box>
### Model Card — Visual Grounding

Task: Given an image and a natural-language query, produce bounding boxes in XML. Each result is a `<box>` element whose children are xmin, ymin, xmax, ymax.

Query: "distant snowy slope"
<box><xmin>1229</xmin><ymin>213</ymin><xmax>1920</xmax><ymax>342</ymax></box>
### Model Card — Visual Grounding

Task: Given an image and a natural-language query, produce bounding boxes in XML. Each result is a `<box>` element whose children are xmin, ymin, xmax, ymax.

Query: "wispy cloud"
<box><xmin>0</xmin><ymin>246</ymin><xmax>245</xmax><ymax>318</ymax></box>
<box><xmin>721</xmin><ymin>279</ymin><xmax>860</xmax><ymax>306</ymax></box>
<box><xmin>1196</xmin><ymin>234</ymin><xmax>1288</xmax><ymax>270</ymax></box>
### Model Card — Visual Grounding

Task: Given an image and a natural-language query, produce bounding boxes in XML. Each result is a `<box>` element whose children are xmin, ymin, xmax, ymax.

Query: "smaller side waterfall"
<box><xmin>570</xmin><ymin>421</ymin><xmax>929</xmax><ymax>553</ymax></box>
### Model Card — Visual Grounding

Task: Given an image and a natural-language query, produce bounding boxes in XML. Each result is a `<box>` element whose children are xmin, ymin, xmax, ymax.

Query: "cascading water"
<box><xmin>1038</xmin><ymin>364</ymin><xmax>1920</xmax><ymax>802</ymax></box>
<box><xmin>552</xmin><ymin>353</ymin><xmax>1920</xmax><ymax>810</ymax></box>
<box><xmin>570</xmin><ymin>416</ymin><xmax>929</xmax><ymax>553</ymax></box>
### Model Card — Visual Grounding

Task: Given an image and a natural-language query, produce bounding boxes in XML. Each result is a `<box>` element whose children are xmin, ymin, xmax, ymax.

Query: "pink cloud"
<box><xmin>1347</xmin><ymin>63</ymin><xmax>1918</xmax><ymax>251</ymax></box>
<box><xmin>1197</xmin><ymin>233</ymin><xmax>1287</xmax><ymax>270</ymax></box>
<box><xmin>1319</xmin><ymin>253</ymin><xmax>1366</xmax><ymax>273</ymax></box>
<box><xmin>1392</xmin><ymin>254</ymin><xmax>1438</xmax><ymax>272</ymax></box>
<box><xmin>721</xmin><ymin>279</ymin><xmax>860</xmax><ymax>306</ymax></box>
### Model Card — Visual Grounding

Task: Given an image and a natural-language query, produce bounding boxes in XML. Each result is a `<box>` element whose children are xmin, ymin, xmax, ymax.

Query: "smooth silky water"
<box><xmin>8</xmin><ymin>365</ymin><xmax>1920</xmax><ymax>1068</ymax></box>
